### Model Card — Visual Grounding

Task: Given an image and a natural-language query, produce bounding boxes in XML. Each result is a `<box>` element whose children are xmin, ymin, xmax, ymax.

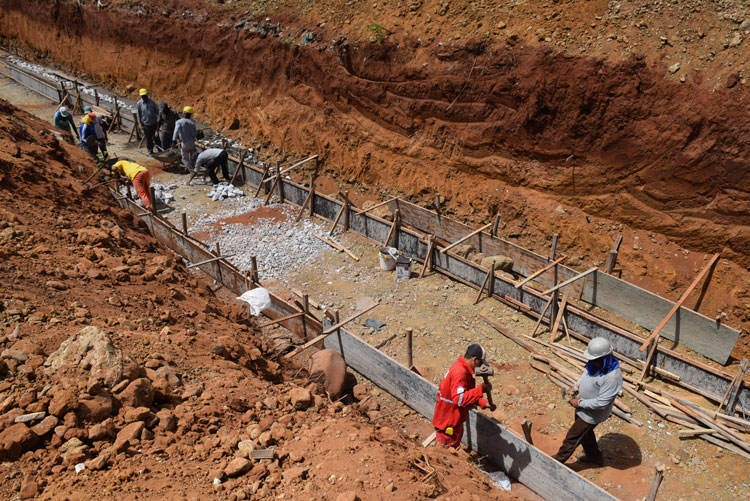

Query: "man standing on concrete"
<box><xmin>553</xmin><ymin>337</ymin><xmax>623</xmax><ymax>466</ymax></box>
<box><xmin>113</xmin><ymin>159</ymin><xmax>153</xmax><ymax>211</ymax></box>
<box><xmin>432</xmin><ymin>344</ymin><xmax>494</xmax><ymax>448</ymax></box>
<box><xmin>157</xmin><ymin>102</ymin><xmax>177</xmax><ymax>150</ymax></box>
<box><xmin>173</xmin><ymin>106</ymin><xmax>198</xmax><ymax>174</ymax></box>
<box><xmin>136</xmin><ymin>88</ymin><xmax>159</xmax><ymax>155</ymax></box>
<box><xmin>187</xmin><ymin>140</ymin><xmax>231</xmax><ymax>186</ymax></box>
<box><xmin>53</xmin><ymin>106</ymin><xmax>79</xmax><ymax>142</ymax></box>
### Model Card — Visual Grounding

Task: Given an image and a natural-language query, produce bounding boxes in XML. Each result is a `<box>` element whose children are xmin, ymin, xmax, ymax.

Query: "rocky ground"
<box><xmin>0</xmin><ymin>99</ymin><xmax>524</xmax><ymax>500</ymax></box>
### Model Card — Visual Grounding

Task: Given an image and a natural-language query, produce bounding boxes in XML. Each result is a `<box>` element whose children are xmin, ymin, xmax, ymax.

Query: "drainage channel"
<box><xmin>0</xmin><ymin>50</ymin><xmax>622</xmax><ymax>500</ymax></box>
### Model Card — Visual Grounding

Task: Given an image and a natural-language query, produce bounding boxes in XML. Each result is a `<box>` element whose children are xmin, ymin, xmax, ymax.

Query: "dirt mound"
<box><xmin>0</xmin><ymin>99</ymin><xmax>511</xmax><ymax>499</ymax></box>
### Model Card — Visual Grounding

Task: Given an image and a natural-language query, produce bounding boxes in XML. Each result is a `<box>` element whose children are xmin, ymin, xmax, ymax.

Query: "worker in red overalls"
<box><xmin>432</xmin><ymin>344</ymin><xmax>495</xmax><ymax>448</ymax></box>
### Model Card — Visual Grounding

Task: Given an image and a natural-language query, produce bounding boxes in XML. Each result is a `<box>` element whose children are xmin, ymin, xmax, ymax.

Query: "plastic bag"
<box><xmin>487</xmin><ymin>471</ymin><xmax>511</xmax><ymax>491</ymax></box>
<box><xmin>237</xmin><ymin>287</ymin><xmax>271</xmax><ymax>316</ymax></box>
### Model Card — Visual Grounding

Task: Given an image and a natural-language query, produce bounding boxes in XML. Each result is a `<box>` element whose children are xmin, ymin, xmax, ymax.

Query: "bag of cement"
<box><xmin>237</xmin><ymin>287</ymin><xmax>271</xmax><ymax>316</ymax></box>
<box><xmin>488</xmin><ymin>471</ymin><xmax>511</xmax><ymax>491</ymax></box>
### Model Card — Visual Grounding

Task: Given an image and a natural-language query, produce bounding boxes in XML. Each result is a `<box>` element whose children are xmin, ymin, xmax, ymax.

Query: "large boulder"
<box><xmin>309</xmin><ymin>349</ymin><xmax>349</xmax><ymax>400</ymax></box>
<box><xmin>0</xmin><ymin>423</ymin><xmax>39</xmax><ymax>460</ymax></box>
<box><xmin>44</xmin><ymin>326</ymin><xmax>139</xmax><ymax>387</ymax></box>
<box><xmin>118</xmin><ymin>378</ymin><xmax>154</xmax><ymax>408</ymax></box>
<box><xmin>480</xmin><ymin>255</ymin><xmax>514</xmax><ymax>273</ymax></box>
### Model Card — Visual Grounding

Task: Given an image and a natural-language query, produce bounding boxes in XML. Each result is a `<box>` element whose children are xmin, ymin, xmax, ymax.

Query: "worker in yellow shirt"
<box><xmin>113</xmin><ymin>160</ymin><xmax>153</xmax><ymax>211</ymax></box>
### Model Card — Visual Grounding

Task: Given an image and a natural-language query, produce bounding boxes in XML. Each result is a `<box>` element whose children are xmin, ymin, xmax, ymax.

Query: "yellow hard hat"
<box><xmin>183</xmin><ymin>106</ymin><xmax>194</xmax><ymax>114</ymax></box>
<box><xmin>139</xmin><ymin>88</ymin><xmax>148</xmax><ymax>96</ymax></box>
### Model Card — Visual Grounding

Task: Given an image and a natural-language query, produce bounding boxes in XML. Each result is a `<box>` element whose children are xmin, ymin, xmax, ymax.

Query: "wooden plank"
<box><xmin>258</xmin><ymin>312</ymin><xmax>305</xmax><ymax>328</ymax></box>
<box><xmin>312</xmin><ymin>234</ymin><xmax>359</xmax><ymax>261</ymax></box>
<box><xmin>639</xmin><ymin>254</ymin><xmax>720</xmax><ymax>351</ymax></box>
<box><xmin>549</xmin><ymin>296</ymin><xmax>569</xmax><ymax>343</ymax></box>
<box><xmin>323</xmin><ymin>324</ymin><xmax>618</xmax><ymax>501</ymax></box>
<box><xmin>440</xmin><ymin>223</ymin><xmax>492</xmax><ymax>254</ymax></box>
<box><xmin>516</xmin><ymin>255</ymin><xmax>568</xmax><ymax>289</ymax></box>
<box><xmin>260</xmin><ymin>155</ymin><xmax>318</xmax><ymax>183</ymax></box>
<box><xmin>541</xmin><ymin>267</ymin><xmax>598</xmax><ymax>296</ymax></box>
<box><xmin>354</xmin><ymin>197</ymin><xmax>397</xmax><ymax>216</ymax></box>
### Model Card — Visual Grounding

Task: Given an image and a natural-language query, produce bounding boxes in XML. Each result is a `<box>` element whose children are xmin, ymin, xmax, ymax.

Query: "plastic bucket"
<box><xmin>379</xmin><ymin>247</ymin><xmax>398</xmax><ymax>271</ymax></box>
<box><xmin>396</xmin><ymin>256</ymin><xmax>412</xmax><ymax>279</ymax></box>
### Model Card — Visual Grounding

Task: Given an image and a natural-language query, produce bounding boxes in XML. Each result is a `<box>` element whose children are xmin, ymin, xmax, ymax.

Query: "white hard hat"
<box><xmin>584</xmin><ymin>337</ymin><xmax>613</xmax><ymax>360</ymax></box>
<box><xmin>59</xmin><ymin>106</ymin><xmax>69</xmax><ymax>116</ymax></box>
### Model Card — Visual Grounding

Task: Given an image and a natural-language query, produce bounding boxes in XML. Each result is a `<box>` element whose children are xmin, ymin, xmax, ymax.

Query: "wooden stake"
<box><xmin>230</xmin><ymin>151</ymin><xmax>246</xmax><ymax>186</ymax></box>
<box><xmin>492</xmin><ymin>213</ymin><xmax>501</xmax><ymax>237</ymax></box>
<box><xmin>434</xmin><ymin>194</ymin><xmax>442</xmax><ymax>217</ymax></box>
<box><xmin>295</xmin><ymin>174</ymin><xmax>316</xmax><ymax>222</ymax></box>
<box><xmin>604</xmin><ymin>234</ymin><xmax>623</xmax><ymax>275</ymax></box>
<box><xmin>263</xmin><ymin>163</ymin><xmax>281</xmax><ymax>206</ymax></box>
<box><xmin>516</xmin><ymin>255</ymin><xmax>568</xmax><ymax>289</ymax></box>
<box><xmin>302</xmin><ymin>294</ymin><xmax>310</xmax><ymax>340</ymax></box>
<box><xmin>354</xmin><ymin>197</ymin><xmax>397</xmax><ymax>216</ymax></box>
<box><xmin>474</xmin><ymin>266</ymin><xmax>492</xmax><ymax>305</ymax></box>
<box><xmin>549</xmin><ymin>295</ymin><xmax>568</xmax><ymax>343</ymax></box>
<box><xmin>342</xmin><ymin>191</ymin><xmax>350</xmax><ymax>232</ymax></box>
<box><xmin>422</xmin><ymin>432</ymin><xmax>437</xmax><ymax>447</ymax></box>
<box><xmin>260</xmin><ymin>154</ymin><xmax>318</xmax><ymax>183</ymax></box>
<box><xmin>420</xmin><ymin>235</ymin><xmax>435</xmax><ymax>278</ymax></box>
<box><xmin>329</xmin><ymin>203</ymin><xmax>346</xmax><ymax>235</ymax></box>
<box><xmin>255</xmin><ymin>162</ymin><xmax>270</xmax><ymax>197</ymax></box>
<box><xmin>406</xmin><ymin>328</ymin><xmax>414</xmax><ymax>369</ymax></box>
<box><xmin>384</xmin><ymin>209</ymin><xmax>401</xmax><ymax>247</ymax></box>
<box><xmin>313</xmin><ymin>233</ymin><xmax>359</xmax><ymax>261</ymax></box>
<box><xmin>276</xmin><ymin>167</ymin><xmax>284</xmax><ymax>203</ymax></box>
<box><xmin>531</xmin><ymin>295</ymin><xmax>554</xmax><ymax>338</ymax></box>
<box><xmin>488</xmin><ymin>261</ymin><xmax>495</xmax><ymax>299</ymax></box>
<box><xmin>639</xmin><ymin>253</ymin><xmax>720</xmax><ymax>351</ymax></box>
<box><xmin>181</xmin><ymin>212</ymin><xmax>188</xmax><ymax>234</ymax></box>
<box><xmin>250</xmin><ymin>256</ymin><xmax>259</xmax><ymax>283</ymax></box>
<box><xmin>284</xmin><ymin>303</ymin><xmax>379</xmax><ymax>359</ymax></box>
<box><xmin>441</xmin><ymin>222</ymin><xmax>492</xmax><ymax>254</ymax></box>
<box><xmin>521</xmin><ymin>421</ymin><xmax>534</xmax><ymax>445</ymax></box>
<box><xmin>149</xmin><ymin>187</ymin><xmax>157</xmax><ymax>214</ymax></box>
<box><xmin>541</xmin><ymin>267</ymin><xmax>598</xmax><ymax>296</ymax></box>
<box><xmin>258</xmin><ymin>312</ymin><xmax>305</xmax><ymax>328</ymax></box>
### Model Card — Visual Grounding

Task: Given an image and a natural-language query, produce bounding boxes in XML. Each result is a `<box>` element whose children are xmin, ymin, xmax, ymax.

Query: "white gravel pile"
<box><xmin>190</xmin><ymin>202</ymin><xmax>329</xmax><ymax>281</ymax></box>
<box><xmin>208</xmin><ymin>182</ymin><xmax>245</xmax><ymax>201</ymax></box>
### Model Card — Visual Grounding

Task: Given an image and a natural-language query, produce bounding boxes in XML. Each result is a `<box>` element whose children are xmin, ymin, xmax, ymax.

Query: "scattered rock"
<box><xmin>14</xmin><ymin>411</ymin><xmax>46</xmax><ymax>424</ymax></box>
<box><xmin>19</xmin><ymin>474</ymin><xmax>38</xmax><ymax>500</ymax></box>
<box><xmin>237</xmin><ymin>440</ymin><xmax>255</xmax><ymax>458</ymax></box>
<box><xmin>0</xmin><ymin>423</ymin><xmax>39</xmax><ymax>460</ymax></box>
<box><xmin>86</xmin><ymin>449</ymin><xmax>112</xmax><ymax>471</ymax></box>
<box><xmin>77</xmin><ymin>395</ymin><xmax>114</xmax><ymax>422</ymax></box>
<box><xmin>118</xmin><ymin>378</ymin><xmax>155</xmax><ymax>408</ymax></box>
<box><xmin>289</xmin><ymin>387</ymin><xmax>312</xmax><ymax>410</ymax></box>
<box><xmin>88</xmin><ymin>419</ymin><xmax>116</xmax><ymax>441</ymax></box>
<box><xmin>668</xmin><ymin>62</ymin><xmax>680</xmax><ymax>74</ymax></box>
<box><xmin>31</xmin><ymin>415</ymin><xmax>58</xmax><ymax>436</ymax></box>
<box><xmin>156</xmin><ymin>409</ymin><xmax>177</xmax><ymax>432</ymax></box>
<box><xmin>282</xmin><ymin>466</ymin><xmax>309</xmax><ymax>482</ymax></box>
<box><xmin>335</xmin><ymin>492</ymin><xmax>360</xmax><ymax>501</ymax></box>
<box><xmin>225</xmin><ymin>457</ymin><xmax>252</xmax><ymax>477</ymax></box>
<box><xmin>480</xmin><ymin>255</ymin><xmax>513</xmax><ymax>273</ymax></box>
<box><xmin>59</xmin><ymin>437</ymin><xmax>87</xmax><ymax>458</ymax></box>
<box><xmin>114</xmin><ymin>421</ymin><xmax>145</xmax><ymax>452</ymax></box>
<box><xmin>49</xmin><ymin>388</ymin><xmax>78</xmax><ymax>417</ymax></box>
<box><xmin>352</xmin><ymin>383</ymin><xmax>368</xmax><ymax>401</ymax></box>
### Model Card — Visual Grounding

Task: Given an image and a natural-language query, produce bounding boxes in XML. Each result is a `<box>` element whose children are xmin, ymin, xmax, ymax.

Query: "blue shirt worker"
<box><xmin>53</xmin><ymin>106</ymin><xmax>79</xmax><ymax>140</ymax></box>
<box><xmin>136</xmin><ymin>88</ymin><xmax>159</xmax><ymax>155</ymax></box>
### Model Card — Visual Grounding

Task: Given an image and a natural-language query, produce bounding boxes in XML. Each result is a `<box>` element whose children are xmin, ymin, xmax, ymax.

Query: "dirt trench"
<box><xmin>1</xmin><ymin>1</ymin><xmax>749</xmax><ymax>335</ymax></box>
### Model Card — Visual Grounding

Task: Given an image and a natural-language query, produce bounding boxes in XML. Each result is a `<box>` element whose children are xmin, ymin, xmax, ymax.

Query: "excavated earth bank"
<box><xmin>1</xmin><ymin>1</ymin><xmax>748</xmax><ymax>340</ymax></box>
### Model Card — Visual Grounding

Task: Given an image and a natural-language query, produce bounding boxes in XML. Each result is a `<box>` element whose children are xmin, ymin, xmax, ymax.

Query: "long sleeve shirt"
<box><xmin>172</xmin><ymin>118</ymin><xmax>197</xmax><ymax>147</ymax></box>
<box><xmin>136</xmin><ymin>98</ymin><xmax>159</xmax><ymax>126</ymax></box>
<box><xmin>575</xmin><ymin>367</ymin><xmax>623</xmax><ymax>424</ymax></box>
<box><xmin>432</xmin><ymin>357</ymin><xmax>488</xmax><ymax>431</ymax></box>
<box><xmin>53</xmin><ymin>112</ymin><xmax>76</xmax><ymax>134</ymax></box>
<box><xmin>195</xmin><ymin>148</ymin><xmax>224</xmax><ymax>169</ymax></box>
<box><xmin>157</xmin><ymin>108</ymin><xmax>177</xmax><ymax>133</ymax></box>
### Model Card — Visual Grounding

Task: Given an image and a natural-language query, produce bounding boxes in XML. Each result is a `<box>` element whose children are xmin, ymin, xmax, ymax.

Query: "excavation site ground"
<box><xmin>0</xmin><ymin>1</ymin><xmax>748</xmax><ymax>500</ymax></box>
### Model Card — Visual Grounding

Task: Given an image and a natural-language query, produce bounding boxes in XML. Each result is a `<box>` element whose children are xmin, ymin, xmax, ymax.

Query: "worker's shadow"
<box><xmin>464</xmin><ymin>412</ymin><xmax>533</xmax><ymax>481</ymax></box>
<box><xmin>570</xmin><ymin>433</ymin><xmax>642</xmax><ymax>472</ymax></box>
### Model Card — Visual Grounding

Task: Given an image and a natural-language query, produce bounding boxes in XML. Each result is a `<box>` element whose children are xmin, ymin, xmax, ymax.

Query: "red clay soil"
<box><xmin>0</xmin><ymin>99</ymin><xmax>517</xmax><ymax>499</ymax></box>
<box><xmin>1</xmin><ymin>0</ymin><xmax>749</xmax><ymax>342</ymax></box>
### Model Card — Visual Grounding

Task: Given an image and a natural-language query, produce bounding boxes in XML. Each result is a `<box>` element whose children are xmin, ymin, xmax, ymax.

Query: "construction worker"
<box><xmin>53</xmin><ymin>106</ymin><xmax>79</xmax><ymax>142</ymax></box>
<box><xmin>173</xmin><ymin>106</ymin><xmax>198</xmax><ymax>174</ymax></box>
<box><xmin>187</xmin><ymin>140</ymin><xmax>231</xmax><ymax>186</ymax></box>
<box><xmin>113</xmin><ymin>159</ymin><xmax>153</xmax><ymax>211</ymax></box>
<box><xmin>136</xmin><ymin>88</ymin><xmax>159</xmax><ymax>155</ymax></box>
<box><xmin>553</xmin><ymin>337</ymin><xmax>623</xmax><ymax>466</ymax></box>
<box><xmin>79</xmin><ymin>113</ymin><xmax>99</xmax><ymax>157</ymax></box>
<box><xmin>157</xmin><ymin>102</ymin><xmax>177</xmax><ymax>150</ymax></box>
<box><xmin>84</xmin><ymin>105</ymin><xmax>108</xmax><ymax>157</ymax></box>
<box><xmin>432</xmin><ymin>344</ymin><xmax>495</xmax><ymax>448</ymax></box>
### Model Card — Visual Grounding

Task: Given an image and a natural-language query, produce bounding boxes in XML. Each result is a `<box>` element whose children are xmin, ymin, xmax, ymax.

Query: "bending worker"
<box><xmin>136</xmin><ymin>88</ymin><xmax>159</xmax><ymax>155</ymax></box>
<box><xmin>187</xmin><ymin>140</ymin><xmax>231</xmax><ymax>186</ymax></box>
<box><xmin>173</xmin><ymin>106</ymin><xmax>198</xmax><ymax>174</ymax></box>
<box><xmin>432</xmin><ymin>344</ymin><xmax>495</xmax><ymax>448</ymax></box>
<box><xmin>113</xmin><ymin>159</ymin><xmax>153</xmax><ymax>211</ymax></box>
<box><xmin>553</xmin><ymin>337</ymin><xmax>623</xmax><ymax>466</ymax></box>
<box><xmin>53</xmin><ymin>106</ymin><xmax>79</xmax><ymax>142</ymax></box>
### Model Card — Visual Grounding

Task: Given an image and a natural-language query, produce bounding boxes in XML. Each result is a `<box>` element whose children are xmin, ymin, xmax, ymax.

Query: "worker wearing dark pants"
<box><xmin>136</xmin><ymin>88</ymin><xmax>159</xmax><ymax>155</ymax></box>
<box><xmin>553</xmin><ymin>337</ymin><xmax>623</xmax><ymax>466</ymax></box>
<box><xmin>432</xmin><ymin>344</ymin><xmax>494</xmax><ymax>448</ymax></box>
<box><xmin>203</xmin><ymin>150</ymin><xmax>229</xmax><ymax>185</ymax></box>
